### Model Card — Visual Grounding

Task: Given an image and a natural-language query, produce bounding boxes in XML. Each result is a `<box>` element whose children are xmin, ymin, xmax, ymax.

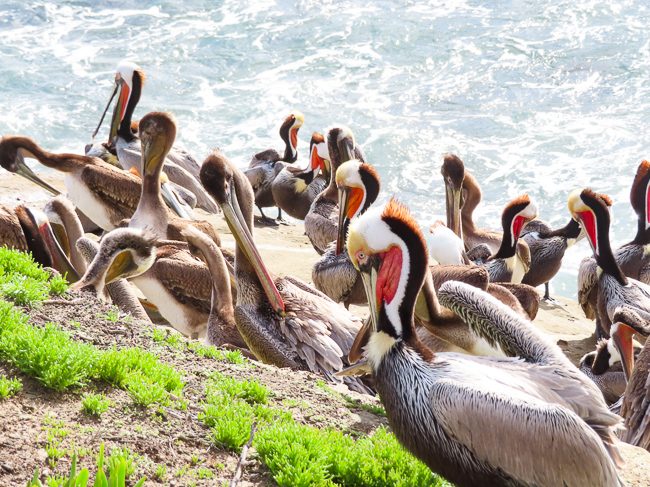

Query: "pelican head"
<box><xmin>0</xmin><ymin>136</ymin><xmax>62</xmax><ymax>195</ymax></box>
<box><xmin>502</xmin><ymin>194</ymin><xmax>538</xmax><ymax>243</ymax></box>
<box><xmin>93</xmin><ymin>60</ymin><xmax>145</xmax><ymax>143</ymax></box>
<box><xmin>200</xmin><ymin>148</ymin><xmax>284</xmax><ymax>315</ymax></box>
<box><xmin>441</xmin><ymin>154</ymin><xmax>465</xmax><ymax>238</ymax></box>
<box><xmin>139</xmin><ymin>111</ymin><xmax>177</xmax><ymax>176</ymax></box>
<box><xmin>347</xmin><ymin>198</ymin><xmax>428</xmax><ymax>365</ymax></box>
<box><xmin>279</xmin><ymin>110</ymin><xmax>304</xmax><ymax>162</ymax></box>
<box><xmin>335</xmin><ymin>159</ymin><xmax>381</xmax><ymax>255</ymax></box>
<box><xmin>327</xmin><ymin>125</ymin><xmax>357</xmax><ymax>167</ymax></box>
<box><xmin>309</xmin><ymin>132</ymin><xmax>331</xmax><ymax>182</ymax></box>
<box><xmin>568</xmin><ymin>189</ymin><xmax>612</xmax><ymax>258</ymax></box>
<box><xmin>73</xmin><ymin>228</ymin><xmax>157</xmax><ymax>299</ymax></box>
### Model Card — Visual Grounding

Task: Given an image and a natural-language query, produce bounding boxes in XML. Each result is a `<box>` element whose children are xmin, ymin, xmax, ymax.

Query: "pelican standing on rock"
<box><xmin>244</xmin><ymin>111</ymin><xmax>304</xmax><ymax>223</ymax></box>
<box><xmin>271</xmin><ymin>132</ymin><xmax>331</xmax><ymax>220</ymax></box>
<box><xmin>347</xmin><ymin>198</ymin><xmax>624</xmax><ymax>486</ymax></box>
<box><xmin>200</xmin><ymin>148</ymin><xmax>369</xmax><ymax>392</ymax></box>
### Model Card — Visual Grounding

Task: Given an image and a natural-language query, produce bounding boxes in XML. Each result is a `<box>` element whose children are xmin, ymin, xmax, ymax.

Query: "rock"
<box><xmin>619</xmin><ymin>442</ymin><xmax>650</xmax><ymax>487</ymax></box>
<box><xmin>36</xmin><ymin>448</ymin><xmax>48</xmax><ymax>463</ymax></box>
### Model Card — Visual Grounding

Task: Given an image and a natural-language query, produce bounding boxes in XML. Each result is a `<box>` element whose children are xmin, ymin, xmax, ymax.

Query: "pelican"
<box><xmin>570</xmin><ymin>188</ymin><xmax>650</xmax><ymax>337</ymax></box>
<box><xmin>304</xmin><ymin>125</ymin><xmax>365</xmax><ymax>255</ymax></box>
<box><xmin>579</xmin><ymin>160</ymin><xmax>650</xmax><ymax>330</ymax></box>
<box><xmin>43</xmin><ymin>195</ymin><xmax>87</xmax><ymax>275</ymax></box>
<box><xmin>74</xmin><ymin>236</ymin><xmax>151</xmax><ymax>322</ymax></box>
<box><xmin>199</xmin><ymin>148</ymin><xmax>369</xmax><ymax>393</ymax></box>
<box><xmin>182</xmin><ymin>226</ymin><xmax>250</xmax><ymax>352</ymax></box>
<box><xmin>312</xmin><ymin>159</ymin><xmax>380</xmax><ymax>307</ymax></box>
<box><xmin>471</xmin><ymin>194</ymin><xmax>538</xmax><ymax>283</ymax></box>
<box><xmin>0</xmin><ymin>203</ymin><xmax>79</xmax><ymax>282</ymax></box>
<box><xmin>244</xmin><ymin>111</ymin><xmax>305</xmax><ymax>223</ymax></box>
<box><xmin>124</xmin><ymin>111</ymin><xmax>220</xmax><ymax>245</ymax></box>
<box><xmin>92</xmin><ymin>61</ymin><xmax>219</xmax><ymax>213</ymax></box>
<box><xmin>73</xmin><ymin>228</ymin><xmax>215</xmax><ymax>338</ymax></box>
<box><xmin>347</xmin><ymin>198</ymin><xmax>624</xmax><ymax>486</ymax></box>
<box><xmin>270</xmin><ymin>132</ymin><xmax>331</xmax><ymax>220</ymax></box>
<box><xmin>521</xmin><ymin>217</ymin><xmax>584</xmax><ymax>301</ymax></box>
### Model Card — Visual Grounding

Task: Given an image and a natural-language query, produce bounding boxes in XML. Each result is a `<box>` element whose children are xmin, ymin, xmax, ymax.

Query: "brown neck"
<box><xmin>16</xmin><ymin>137</ymin><xmax>88</xmax><ymax>173</ymax></box>
<box><xmin>460</xmin><ymin>171</ymin><xmax>482</xmax><ymax>233</ymax></box>
<box><xmin>51</xmin><ymin>197</ymin><xmax>87</xmax><ymax>273</ymax></box>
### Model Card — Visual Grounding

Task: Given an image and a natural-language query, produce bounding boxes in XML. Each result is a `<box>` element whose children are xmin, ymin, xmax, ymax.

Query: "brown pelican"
<box><xmin>471</xmin><ymin>194</ymin><xmax>537</xmax><ymax>283</ymax></box>
<box><xmin>346</xmin><ymin>198</ymin><xmax>624</xmax><ymax>486</ymax></box>
<box><xmin>579</xmin><ymin>161</ymin><xmax>650</xmax><ymax>332</ymax></box>
<box><xmin>270</xmin><ymin>132</ymin><xmax>331</xmax><ymax>220</ymax></box>
<box><xmin>0</xmin><ymin>203</ymin><xmax>79</xmax><ymax>282</ymax></box>
<box><xmin>123</xmin><ymin>111</ymin><xmax>220</xmax><ymax>245</ymax></box>
<box><xmin>92</xmin><ymin>61</ymin><xmax>219</xmax><ymax>214</ymax></box>
<box><xmin>570</xmin><ymin>188</ymin><xmax>650</xmax><ymax>338</ymax></box>
<box><xmin>74</xmin><ymin>236</ymin><xmax>151</xmax><ymax>322</ymax></box>
<box><xmin>200</xmin><ymin>148</ymin><xmax>369</xmax><ymax>392</ymax></box>
<box><xmin>244</xmin><ymin>111</ymin><xmax>304</xmax><ymax>223</ymax></box>
<box><xmin>520</xmin><ymin>217</ymin><xmax>584</xmax><ymax>301</ymax></box>
<box><xmin>312</xmin><ymin>160</ymin><xmax>380</xmax><ymax>307</ymax></box>
<box><xmin>43</xmin><ymin>195</ymin><xmax>88</xmax><ymax>275</ymax></box>
<box><xmin>304</xmin><ymin>125</ymin><xmax>366</xmax><ymax>255</ymax></box>
<box><xmin>73</xmin><ymin>228</ymin><xmax>214</xmax><ymax>337</ymax></box>
<box><xmin>182</xmin><ymin>226</ymin><xmax>250</xmax><ymax>352</ymax></box>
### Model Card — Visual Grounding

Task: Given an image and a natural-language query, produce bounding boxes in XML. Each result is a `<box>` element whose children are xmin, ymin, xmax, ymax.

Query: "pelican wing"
<box><xmin>80</xmin><ymin>165</ymin><xmax>141</xmax><ymax>214</ymax></box>
<box><xmin>166</xmin><ymin>147</ymin><xmax>201</xmax><ymax>179</ymax></box>
<box><xmin>278</xmin><ymin>277</ymin><xmax>363</xmax><ymax>373</ymax></box>
<box><xmin>620</xmin><ymin>344</ymin><xmax>650</xmax><ymax>448</ymax></box>
<box><xmin>0</xmin><ymin>205</ymin><xmax>28</xmax><ymax>251</ymax></box>
<box><xmin>153</xmin><ymin>250</ymin><xmax>212</xmax><ymax>315</ymax></box>
<box><xmin>243</xmin><ymin>164</ymin><xmax>272</xmax><ymax>190</ymax></box>
<box><xmin>578</xmin><ymin>257</ymin><xmax>598</xmax><ymax>319</ymax></box>
<box><xmin>430</xmin><ymin>377</ymin><xmax>624</xmax><ymax>487</ymax></box>
<box><xmin>162</xmin><ymin>162</ymin><xmax>219</xmax><ymax>214</ymax></box>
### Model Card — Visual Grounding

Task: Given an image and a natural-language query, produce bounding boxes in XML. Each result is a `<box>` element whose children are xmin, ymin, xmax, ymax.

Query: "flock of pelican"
<box><xmin>2</xmin><ymin>60</ymin><xmax>650</xmax><ymax>485</ymax></box>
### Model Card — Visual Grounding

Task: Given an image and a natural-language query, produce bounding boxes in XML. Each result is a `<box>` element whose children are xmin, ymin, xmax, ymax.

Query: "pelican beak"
<box><xmin>30</xmin><ymin>208</ymin><xmax>79</xmax><ymax>283</ymax></box>
<box><xmin>221</xmin><ymin>183</ymin><xmax>285</xmax><ymax>315</ymax></box>
<box><xmin>445</xmin><ymin>182</ymin><xmax>463</xmax><ymax>239</ymax></box>
<box><xmin>15</xmin><ymin>153</ymin><xmax>61</xmax><ymax>195</ymax></box>
<box><xmin>141</xmin><ymin>134</ymin><xmax>166</xmax><ymax>176</ymax></box>
<box><xmin>338</xmin><ymin>136</ymin><xmax>355</xmax><ymax>163</ymax></box>
<box><xmin>359</xmin><ymin>254</ymin><xmax>382</xmax><ymax>332</ymax></box>
<box><xmin>108</xmin><ymin>78</ymin><xmax>129</xmax><ymax>145</ymax></box>
<box><xmin>611</xmin><ymin>322</ymin><xmax>637</xmax><ymax>382</ymax></box>
<box><xmin>348</xmin><ymin>318</ymin><xmax>371</xmax><ymax>364</ymax></box>
<box><xmin>336</xmin><ymin>186</ymin><xmax>351</xmax><ymax>255</ymax></box>
<box><xmin>92</xmin><ymin>80</ymin><xmax>119</xmax><ymax>140</ymax></box>
<box><xmin>105</xmin><ymin>250</ymin><xmax>138</xmax><ymax>284</ymax></box>
<box><xmin>160</xmin><ymin>182</ymin><xmax>195</xmax><ymax>220</ymax></box>
<box><xmin>49</xmin><ymin>221</ymin><xmax>71</xmax><ymax>259</ymax></box>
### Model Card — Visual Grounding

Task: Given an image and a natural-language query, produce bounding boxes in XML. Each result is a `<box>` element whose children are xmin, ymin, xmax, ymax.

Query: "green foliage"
<box><xmin>104</xmin><ymin>444</ymin><xmax>142</xmax><ymax>479</ymax></box>
<box><xmin>257</xmin><ymin>424</ymin><xmax>448</xmax><ymax>487</ymax></box>
<box><xmin>154</xmin><ymin>463</ymin><xmax>167</xmax><ymax>481</ymax></box>
<box><xmin>125</xmin><ymin>375</ymin><xmax>168</xmax><ymax>407</ymax></box>
<box><xmin>27</xmin><ymin>445</ymin><xmax>146</xmax><ymax>487</ymax></box>
<box><xmin>0</xmin><ymin>375</ymin><xmax>22</xmax><ymax>399</ymax></box>
<box><xmin>0</xmin><ymin>322</ymin><xmax>97</xmax><ymax>391</ymax></box>
<box><xmin>208</xmin><ymin>372</ymin><xmax>270</xmax><ymax>404</ymax></box>
<box><xmin>80</xmin><ymin>392</ymin><xmax>111</xmax><ymax>418</ymax></box>
<box><xmin>187</xmin><ymin>342</ymin><xmax>247</xmax><ymax>365</ymax></box>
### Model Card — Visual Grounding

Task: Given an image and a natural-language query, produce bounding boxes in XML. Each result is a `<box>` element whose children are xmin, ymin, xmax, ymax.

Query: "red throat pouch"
<box><xmin>347</xmin><ymin>187</ymin><xmax>365</xmax><ymax>219</ymax></box>
<box><xmin>376</xmin><ymin>246</ymin><xmax>402</xmax><ymax>306</ymax></box>
<box><xmin>580</xmin><ymin>210</ymin><xmax>598</xmax><ymax>253</ymax></box>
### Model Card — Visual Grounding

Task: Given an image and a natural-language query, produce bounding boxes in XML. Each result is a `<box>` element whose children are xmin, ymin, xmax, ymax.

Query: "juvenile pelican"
<box><xmin>347</xmin><ymin>198</ymin><xmax>624</xmax><ymax>486</ymax></box>
<box><xmin>92</xmin><ymin>61</ymin><xmax>219</xmax><ymax>213</ymax></box>
<box><xmin>200</xmin><ymin>148</ymin><xmax>369</xmax><ymax>392</ymax></box>
<box><xmin>244</xmin><ymin>111</ymin><xmax>304</xmax><ymax>223</ymax></box>
<box><xmin>271</xmin><ymin>132</ymin><xmax>331</xmax><ymax>220</ymax></box>
<box><xmin>305</xmin><ymin>125</ymin><xmax>365</xmax><ymax>255</ymax></box>
<box><xmin>570</xmin><ymin>188</ymin><xmax>650</xmax><ymax>337</ymax></box>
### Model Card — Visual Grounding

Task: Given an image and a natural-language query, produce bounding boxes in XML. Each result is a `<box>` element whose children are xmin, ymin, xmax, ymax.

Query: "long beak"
<box><xmin>160</xmin><ymin>182</ymin><xmax>195</xmax><ymax>220</ymax></box>
<box><xmin>16</xmin><ymin>155</ymin><xmax>61</xmax><ymax>195</ymax></box>
<box><xmin>92</xmin><ymin>81</ymin><xmax>119</xmax><ymax>139</ymax></box>
<box><xmin>445</xmin><ymin>184</ymin><xmax>463</xmax><ymax>239</ymax></box>
<box><xmin>359</xmin><ymin>257</ymin><xmax>381</xmax><ymax>332</ymax></box>
<box><xmin>108</xmin><ymin>80</ymin><xmax>128</xmax><ymax>144</ymax></box>
<box><xmin>338</xmin><ymin>137</ymin><xmax>355</xmax><ymax>163</ymax></box>
<box><xmin>611</xmin><ymin>322</ymin><xmax>637</xmax><ymax>382</ymax></box>
<box><xmin>105</xmin><ymin>250</ymin><xmax>138</xmax><ymax>284</ymax></box>
<box><xmin>141</xmin><ymin>134</ymin><xmax>167</xmax><ymax>176</ymax></box>
<box><xmin>321</xmin><ymin>158</ymin><xmax>331</xmax><ymax>183</ymax></box>
<box><xmin>348</xmin><ymin>318</ymin><xmax>371</xmax><ymax>364</ymax></box>
<box><xmin>336</xmin><ymin>186</ymin><xmax>351</xmax><ymax>255</ymax></box>
<box><xmin>49</xmin><ymin>221</ymin><xmax>71</xmax><ymax>258</ymax></box>
<box><xmin>31</xmin><ymin>208</ymin><xmax>79</xmax><ymax>283</ymax></box>
<box><xmin>221</xmin><ymin>186</ymin><xmax>284</xmax><ymax>315</ymax></box>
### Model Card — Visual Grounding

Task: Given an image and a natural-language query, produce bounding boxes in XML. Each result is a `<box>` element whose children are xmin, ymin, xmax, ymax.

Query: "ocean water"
<box><xmin>2</xmin><ymin>0</ymin><xmax>650</xmax><ymax>299</ymax></box>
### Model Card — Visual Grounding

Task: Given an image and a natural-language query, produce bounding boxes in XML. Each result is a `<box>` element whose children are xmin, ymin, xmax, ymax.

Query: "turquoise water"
<box><xmin>2</xmin><ymin>1</ymin><xmax>650</xmax><ymax>298</ymax></box>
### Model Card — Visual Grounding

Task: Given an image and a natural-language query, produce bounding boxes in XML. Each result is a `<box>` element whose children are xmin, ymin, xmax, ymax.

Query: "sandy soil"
<box><xmin>1</xmin><ymin>170</ymin><xmax>649</xmax><ymax>485</ymax></box>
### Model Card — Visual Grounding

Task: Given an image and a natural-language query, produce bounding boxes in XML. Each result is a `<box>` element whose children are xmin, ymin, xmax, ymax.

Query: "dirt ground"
<box><xmin>0</xmin><ymin>171</ymin><xmax>649</xmax><ymax>485</ymax></box>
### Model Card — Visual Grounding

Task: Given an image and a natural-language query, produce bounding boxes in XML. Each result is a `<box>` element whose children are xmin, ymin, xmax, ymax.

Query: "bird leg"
<box><xmin>257</xmin><ymin>207</ymin><xmax>279</xmax><ymax>226</ymax></box>
<box><xmin>541</xmin><ymin>282</ymin><xmax>565</xmax><ymax>306</ymax></box>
